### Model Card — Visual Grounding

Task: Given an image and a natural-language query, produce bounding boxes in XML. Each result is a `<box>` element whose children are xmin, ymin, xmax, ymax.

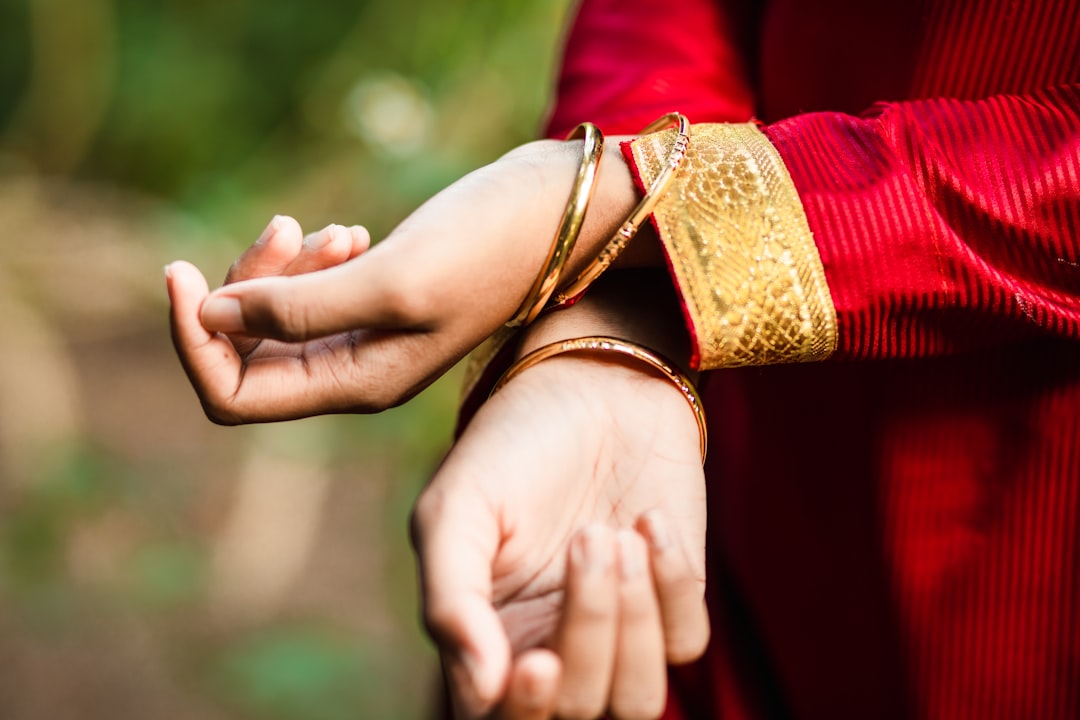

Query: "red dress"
<box><xmin>547</xmin><ymin>1</ymin><xmax>1080</xmax><ymax>718</ymax></box>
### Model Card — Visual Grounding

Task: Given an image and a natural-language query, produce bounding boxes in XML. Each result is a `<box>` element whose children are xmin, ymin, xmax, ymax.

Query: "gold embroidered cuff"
<box><xmin>629</xmin><ymin>123</ymin><xmax>837</xmax><ymax>370</ymax></box>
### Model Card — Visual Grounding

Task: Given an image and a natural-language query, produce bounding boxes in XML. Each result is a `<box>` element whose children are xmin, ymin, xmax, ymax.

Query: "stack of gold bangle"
<box><xmin>487</xmin><ymin>114</ymin><xmax>704</xmax><ymax>463</ymax></box>
<box><xmin>552</xmin><ymin>112</ymin><xmax>691</xmax><ymax>306</ymax></box>
<box><xmin>507</xmin><ymin>112</ymin><xmax>692</xmax><ymax>327</ymax></box>
<box><xmin>491</xmin><ymin>335</ymin><xmax>707</xmax><ymax>463</ymax></box>
<box><xmin>506</xmin><ymin>122</ymin><xmax>605</xmax><ymax>327</ymax></box>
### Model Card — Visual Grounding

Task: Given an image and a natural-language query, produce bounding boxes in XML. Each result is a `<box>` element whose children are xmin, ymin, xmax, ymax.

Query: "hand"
<box><xmin>167</xmin><ymin>138</ymin><xmax>649</xmax><ymax>424</ymax></box>
<box><xmin>411</xmin><ymin>343</ymin><xmax>709</xmax><ymax>719</ymax></box>
<box><xmin>216</xmin><ymin>215</ymin><xmax>372</xmax><ymax>350</ymax></box>
<box><xmin>166</xmin><ymin>214</ymin><xmax>373</xmax><ymax>418</ymax></box>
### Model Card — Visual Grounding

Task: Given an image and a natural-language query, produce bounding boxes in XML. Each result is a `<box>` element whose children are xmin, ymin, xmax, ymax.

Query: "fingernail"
<box><xmin>255</xmin><ymin>215</ymin><xmax>282</xmax><ymax>245</ymax></box>
<box><xmin>304</xmin><ymin>224</ymin><xmax>337</xmax><ymax>250</ymax></box>
<box><xmin>639</xmin><ymin>511</ymin><xmax>671</xmax><ymax>552</ymax></box>
<box><xmin>617</xmin><ymin>530</ymin><xmax>644</xmax><ymax>578</ymax></box>
<box><xmin>163</xmin><ymin>263</ymin><xmax>174</xmax><ymax>280</ymax></box>
<box><xmin>201</xmin><ymin>295</ymin><xmax>245</xmax><ymax>333</ymax></box>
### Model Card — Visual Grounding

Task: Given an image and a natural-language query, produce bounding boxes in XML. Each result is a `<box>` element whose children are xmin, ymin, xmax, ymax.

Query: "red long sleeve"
<box><xmin>766</xmin><ymin>85</ymin><xmax>1080</xmax><ymax>359</ymax></box>
<box><xmin>545</xmin><ymin>2</ymin><xmax>1080</xmax><ymax>720</ymax></box>
<box><xmin>546</xmin><ymin>0</ymin><xmax>755</xmax><ymax>136</ymax></box>
<box><xmin>553</xmin><ymin>0</ymin><xmax>1080</xmax><ymax>360</ymax></box>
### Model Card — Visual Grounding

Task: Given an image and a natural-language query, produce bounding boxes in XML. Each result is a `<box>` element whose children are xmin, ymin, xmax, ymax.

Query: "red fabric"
<box><xmin>547</xmin><ymin>1</ymin><xmax>1080</xmax><ymax>719</ymax></box>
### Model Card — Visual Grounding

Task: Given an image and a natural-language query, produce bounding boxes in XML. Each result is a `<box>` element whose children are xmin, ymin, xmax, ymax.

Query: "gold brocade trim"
<box><xmin>630</xmin><ymin>123</ymin><xmax>837</xmax><ymax>370</ymax></box>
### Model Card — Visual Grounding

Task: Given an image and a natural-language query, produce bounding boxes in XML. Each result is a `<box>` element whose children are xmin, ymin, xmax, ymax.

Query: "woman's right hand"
<box><xmin>167</xmin><ymin>137</ymin><xmax>648</xmax><ymax>424</ymax></box>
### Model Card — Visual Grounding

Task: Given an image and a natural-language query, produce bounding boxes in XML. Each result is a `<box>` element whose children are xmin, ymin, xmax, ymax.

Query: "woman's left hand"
<box><xmin>411</xmin><ymin>344</ymin><xmax>710</xmax><ymax>719</ymax></box>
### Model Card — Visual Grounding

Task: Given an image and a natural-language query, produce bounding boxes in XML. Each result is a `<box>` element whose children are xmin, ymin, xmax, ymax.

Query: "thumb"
<box><xmin>198</xmin><ymin>244</ymin><xmax>431</xmax><ymax>341</ymax></box>
<box><xmin>411</xmin><ymin>483</ymin><xmax>511</xmax><ymax>717</ymax></box>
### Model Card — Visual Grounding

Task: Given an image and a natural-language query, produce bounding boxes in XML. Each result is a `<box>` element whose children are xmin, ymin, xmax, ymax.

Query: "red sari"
<box><xmin>548</xmin><ymin>1</ymin><xmax>1080</xmax><ymax>718</ymax></box>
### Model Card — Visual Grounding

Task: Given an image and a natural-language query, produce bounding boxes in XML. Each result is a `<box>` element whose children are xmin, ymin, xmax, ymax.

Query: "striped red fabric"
<box><xmin>765</xmin><ymin>85</ymin><xmax>1080</xmax><ymax>360</ymax></box>
<box><xmin>546</xmin><ymin>1</ymin><xmax>1080</xmax><ymax>718</ymax></box>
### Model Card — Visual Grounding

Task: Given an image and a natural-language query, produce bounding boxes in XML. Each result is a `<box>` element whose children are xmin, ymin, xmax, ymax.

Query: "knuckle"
<box><xmin>270</xmin><ymin>299</ymin><xmax>308</xmax><ymax>342</ymax></box>
<box><xmin>200</xmin><ymin>396</ymin><xmax>241</xmax><ymax>426</ymax></box>
<box><xmin>571</xmin><ymin>593</ymin><xmax>617</xmax><ymax>623</ymax></box>
<box><xmin>248</xmin><ymin>293</ymin><xmax>307</xmax><ymax>341</ymax></box>
<box><xmin>202</xmin><ymin>406</ymin><xmax>236</xmax><ymax>426</ymax></box>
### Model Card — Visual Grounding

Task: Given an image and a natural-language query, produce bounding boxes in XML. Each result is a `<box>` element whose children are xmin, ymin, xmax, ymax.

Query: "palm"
<box><xmin>235</xmin><ymin>330</ymin><xmax>364</xmax><ymax>377</ymax></box>
<box><xmin>429</xmin><ymin>356</ymin><xmax>706</xmax><ymax>655</ymax></box>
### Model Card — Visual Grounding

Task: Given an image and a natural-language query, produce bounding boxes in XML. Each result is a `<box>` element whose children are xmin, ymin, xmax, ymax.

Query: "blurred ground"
<box><xmin>0</xmin><ymin>1</ymin><xmax>569</xmax><ymax>717</ymax></box>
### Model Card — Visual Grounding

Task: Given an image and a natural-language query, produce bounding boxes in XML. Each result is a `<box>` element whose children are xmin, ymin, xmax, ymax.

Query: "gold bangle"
<box><xmin>490</xmin><ymin>335</ymin><xmax>707</xmax><ymax>462</ymax></box>
<box><xmin>553</xmin><ymin>113</ymin><xmax>690</xmax><ymax>306</ymax></box>
<box><xmin>507</xmin><ymin>122</ymin><xmax>605</xmax><ymax>327</ymax></box>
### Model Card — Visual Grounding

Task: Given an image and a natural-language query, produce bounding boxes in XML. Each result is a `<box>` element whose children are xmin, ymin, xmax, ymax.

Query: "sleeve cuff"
<box><xmin>625</xmin><ymin>122</ymin><xmax>838</xmax><ymax>370</ymax></box>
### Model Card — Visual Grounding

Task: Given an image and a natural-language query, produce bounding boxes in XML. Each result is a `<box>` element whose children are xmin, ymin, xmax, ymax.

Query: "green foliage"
<box><xmin>123</xmin><ymin>539</ymin><xmax>204</xmax><ymax>609</ymax></box>
<box><xmin>2</xmin><ymin>444</ymin><xmax>119</xmax><ymax>591</ymax></box>
<box><xmin>209</xmin><ymin>626</ymin><xmax>385</xmax><ymax>720</ymax></box>
<box><xmin>0</xmin><ymin>0</ymin><xmax>569</xmax><ymax>717</ymax></box>
<box><xmin>1</xmin><ymin>0</ymin><xmax>567</xmax><ymax>235</ymax></box>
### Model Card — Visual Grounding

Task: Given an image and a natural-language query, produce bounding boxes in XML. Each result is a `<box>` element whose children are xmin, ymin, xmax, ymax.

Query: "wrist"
<box><xmin>517</xmin><ymin>268</ymin><xmax>693</xmax><ymax>379</ymax></box>
<box><xmin>573</xmin><ymin>136</ymin><xmax>664</xmax><ymax>272</ymax></box>
<box><xmin>506</xmin><ymin>135</ymin><xmax>664</xmax><ymax>280</ymax></box>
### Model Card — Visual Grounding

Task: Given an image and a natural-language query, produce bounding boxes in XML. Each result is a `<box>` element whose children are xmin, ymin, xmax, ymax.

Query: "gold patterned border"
<box><xmin>629</xmin><ymin>123</ymin><xmax>837</xmax><ymax>370</ymax></box>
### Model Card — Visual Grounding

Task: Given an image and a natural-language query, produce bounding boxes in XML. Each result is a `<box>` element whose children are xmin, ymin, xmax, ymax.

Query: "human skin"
<box><xmin>166</xmin><ymin>138</ymin><xmax>709</xmax><ymax>719</ymax></box>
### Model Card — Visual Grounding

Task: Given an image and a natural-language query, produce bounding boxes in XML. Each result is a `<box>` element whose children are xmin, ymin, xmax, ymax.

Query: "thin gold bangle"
<box><xmin>490</xmin><ymin>335</ymin><xmax>707</xmax><ymax>462</ymax></box>
<box><xmin>553</xmin><ymin>112</ymin><xmax>690</xmax><ymax>306</ymax></box>
<box><xmin>507</xmin><ymin>122</ymin><xmax>605</xmax><ymax>327</ymax></box>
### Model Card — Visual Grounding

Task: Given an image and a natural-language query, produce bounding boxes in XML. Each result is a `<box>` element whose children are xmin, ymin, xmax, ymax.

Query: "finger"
<box><xmin>491</xmin><ymin>649</ymin><xmax>561</xmax><ymax>720</ymax></box>
<box><xmin>554</xmin><ymin>524</ymin><xmax>619</xmax><ymax>720</ymax></box>
<box><xmin>609</xmin><ymin>530</ymin><xmax>667</xmax><ymax>720</ymax></box>
<box><xmin>198</xmin><ymin>220</ymin><xmax>473</xmax><ymax>340</ymax></box>
<box><xmin>186</xmin><ymin>320</ymin><xmax>453</xmax><ymax>422</ymax></box>
<box><xmin>412</xmin><ymin>481</ymin><xmax>510</xmax><ymax>718</ymax></box>
<box><xmin>636</xmin><ymin>512</ymin><xmax>711</xmax><ymax>664</ymax></box>
<box><xmin>196</xmin><ymin>185</ymin><xmax>521</xmax><ymax>340</ymax></box>
<box><xmin>284</xmin><ymin>224</ymin><xmax>371</xmax><ymax>276</ymax></box>
<box><xmin>224</xmin><ymin>215</ymin><xmax>304</xmax><ymax>284</ymax></box>
<box><xmin>165</xmin><ymin>261</ymin><xmax>244</xmax><ymax>421</ymax></box>
<box><xmin>345</xmin><ymin>225</ymin><xmax>372</xmax><ymax>260</ymax></box>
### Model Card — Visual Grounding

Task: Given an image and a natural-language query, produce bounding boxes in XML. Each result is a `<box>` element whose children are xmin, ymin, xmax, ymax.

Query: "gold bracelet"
<box><xmin>490</xmin><ymin>335</ymin><xmax>707</xmax><ymax>462</ymax></box>
<box><xmin>507</xmin><ymin>122</ymin><xmax>605</xmax><ymax>327</ymax></box>
<box><xmin>553</xmin><ymin>113</ymin><xmax>690</xmax><ymax>306</ymax></box>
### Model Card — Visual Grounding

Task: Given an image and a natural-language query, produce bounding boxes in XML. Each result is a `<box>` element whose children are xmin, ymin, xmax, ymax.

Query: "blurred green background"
<box><xmin>0</xmin><ymin>0</ymin><xmax>570</xmax><ymax>717</ymax></box>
